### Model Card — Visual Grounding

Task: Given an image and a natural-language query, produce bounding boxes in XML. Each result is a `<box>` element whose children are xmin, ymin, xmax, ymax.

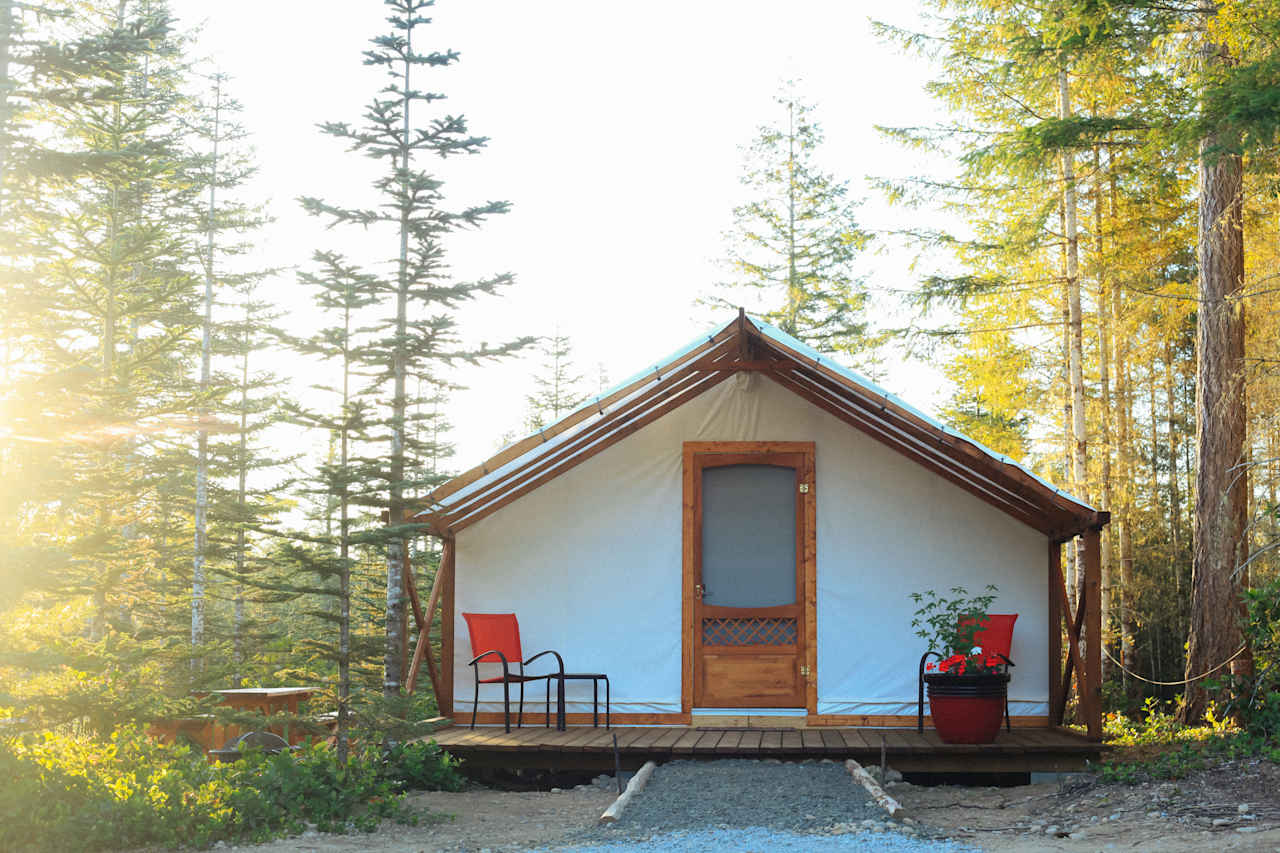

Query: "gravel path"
<box><xmin>542</xmin><ymin>826</ymin><xmax>979</xmax><ymax>852</ymax></box>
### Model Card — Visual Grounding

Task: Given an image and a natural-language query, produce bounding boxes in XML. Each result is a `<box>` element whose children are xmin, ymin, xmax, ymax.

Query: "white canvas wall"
<box><xmin>453</xmin><ymin>373</ymin><xmax>1050</xmax><ymax>718</ymax></box>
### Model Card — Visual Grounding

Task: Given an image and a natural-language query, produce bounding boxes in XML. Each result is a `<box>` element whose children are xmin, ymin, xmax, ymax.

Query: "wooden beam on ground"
<box><xmin>418</xmin><ymin>323</ymin><xmax>739</xmax><ymax>510</ymax></box>
<box><xmin>1083</xmin><ymin>527</ymin><xmax>1102</xmax><ymax>741</ymax></box>
<box><xmin>1048</xmin><ymin>540</ymin><xmax>1064</xmax><ymax>724</ymax></box>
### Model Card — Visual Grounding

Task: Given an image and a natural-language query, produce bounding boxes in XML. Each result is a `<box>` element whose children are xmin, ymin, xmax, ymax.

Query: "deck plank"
<box><xmin>737</xmin><ymin>730</ymin><xmax>763</xmax><ymax>754</ymax></box>
<box><xmin>669</xmin><ymin>729</ymin><xmax>704</xmax><ymax>754</ymax></box>
<box><xmin>780</xmin><ymin>729</ymin><xmax>803</xmax><ymax>751</ymax></box>
<box><xmin>715</xmin><ymin>731</ymin><xmax>744</xmax><ymax>754</ymax></box>
<box><xmin>819</xmin><ymin>729</ymin><xmax>846</xmax><ymax>754</ymax></box>
<box><xmin>693</xmin><ymin>730</ymin><xmax>726</xmax><ymax>754</ymax></box>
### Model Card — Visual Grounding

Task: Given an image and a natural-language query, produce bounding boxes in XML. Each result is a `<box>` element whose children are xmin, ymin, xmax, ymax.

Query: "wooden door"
<box><xmin>684</xmin><ymin>442</ymin><xmax>814</xmax><ymax>708</ymax></box>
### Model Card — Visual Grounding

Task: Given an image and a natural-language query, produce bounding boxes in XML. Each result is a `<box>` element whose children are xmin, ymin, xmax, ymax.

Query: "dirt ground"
<box><xmin>894</xmin><ymin>757</ymin><xmax>1280</xmax><ymax>851</ymax></box>
<box><xmin>228</xmin><ymin>785</ymin><xmax>616</xmax><ymax>853</ymax></box>
<box><xmin>236</xmin><ymin>758</ymin><xmax>1280</xmax><ymax>852</ymax></box>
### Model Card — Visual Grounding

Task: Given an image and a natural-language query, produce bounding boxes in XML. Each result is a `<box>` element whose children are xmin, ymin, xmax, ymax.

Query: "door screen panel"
<box><xmin>700</xmin><ymin>464</ymin><xmax>796</xmax><ymax>608</ymax></box>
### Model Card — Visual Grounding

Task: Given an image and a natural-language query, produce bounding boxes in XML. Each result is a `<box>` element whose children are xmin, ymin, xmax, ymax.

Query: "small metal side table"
<box><xmin>546</xmin><ymin>673</ymin><xmax>610</xmax><ymax>731</ymax></box>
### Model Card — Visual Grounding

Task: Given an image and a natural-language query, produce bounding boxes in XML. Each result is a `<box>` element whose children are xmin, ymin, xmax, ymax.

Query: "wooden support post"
<box><xmin>1049</xmin><ymin>539</ymin><xmax>1064</xmax><ymax>724</ymax></box>
<box><xmin>440</xmin><ymin>539</ymin><xmax>456</xmax><ymax>717</ymax></box>
<box><xmin>405</xmin><ymin>553</ymin><xmax>426</xmax><ymax>631</ymax></box>
<box><xmin>405</xmin><ymin>539</ymin><xmax>450</xmax><ymax>697</ymax></box>
<box><xmin>1083</xmin><ymin>526</ymin><xmax>1103</xmax><ymax>741</ymax></box>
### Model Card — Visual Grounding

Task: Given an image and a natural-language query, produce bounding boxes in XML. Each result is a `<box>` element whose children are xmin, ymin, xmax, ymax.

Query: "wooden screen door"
<box><xmin>683</xmin><ymin>442</ymin><xmax>815</xmax><ymax>709</ymax></box>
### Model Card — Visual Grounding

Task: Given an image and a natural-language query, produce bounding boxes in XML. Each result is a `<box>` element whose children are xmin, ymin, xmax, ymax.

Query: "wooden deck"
<box><xmin>428</xmin><ymin>724</ymin><xmax>1106</xmax><ymax>774</ymax></box>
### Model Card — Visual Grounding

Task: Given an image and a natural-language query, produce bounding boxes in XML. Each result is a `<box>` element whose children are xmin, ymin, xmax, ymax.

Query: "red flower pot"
<box><xmin>925</xmin><ymin>672</ymin><xmax>1010</xmax><ymax>744</ymax></box>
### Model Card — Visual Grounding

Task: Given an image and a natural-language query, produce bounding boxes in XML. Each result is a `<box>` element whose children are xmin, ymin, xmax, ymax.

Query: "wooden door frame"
<box><xmin>681</xmin><ymin>441</ymin><xmax>817</xmax><ymax>714</ymax></box>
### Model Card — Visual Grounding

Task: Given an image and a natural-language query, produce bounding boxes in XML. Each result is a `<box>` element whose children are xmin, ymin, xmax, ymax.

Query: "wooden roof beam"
<box><xmin>418</xmin><ymin>321</ymin><xmax>741</xmax><ymax>510</ymax></box>
<box><xmin>436</xmin><ymin>356</ymin><xmax>735</xmax><ymax>528</ymax></box>
<box><xmin>765</xmin><ymin>371</ymin><xmax>1058</xmax><ymax>535</ymax></box>
<box><xmin>784</xmin><ymin>368</ymin><xmax>1069</xmax><ymax>527</ymax></box>
<box><xmin>767</xmin><ymin>342</ymin><xmax>1089</xmax><ymax>523</ymax></box>
<box><xmin>745</xmin><ymin>327</ymin><xmax>1092</xmax><ymax>520</ymax></box>
<box><xmin>444</xmin><ymin>370</ymin><xmax>736</xmax><ymax>534</ymax></box>
<box><xmin>425</xmin><ymin>337</ymin><xmax>743</xmax><ymax>526</ymax></box>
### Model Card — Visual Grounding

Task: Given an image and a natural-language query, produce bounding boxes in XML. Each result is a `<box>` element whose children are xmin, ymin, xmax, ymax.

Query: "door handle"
<box><xmin>695</xmin><ymin>583</ymin><xmax>708</xmax><ymax>600</ymax></box>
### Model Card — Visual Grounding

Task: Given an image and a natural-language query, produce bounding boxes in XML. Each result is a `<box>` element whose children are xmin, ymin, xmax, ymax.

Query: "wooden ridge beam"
<box><xmin>431</xmin><ymin>337</ymin><xmax>742</xmax><ymax>529</ymax></box>
<box><xmin>418</xmin><ymin>323</ymin><xmax>740</xmax><ymax>510</ymax></box>
<box><xmin>446</xmin><ymin>371</ymin><xmax>735</xmax><ymax>534</ymax></box>
<box><xmin>766</xmin><ymin>371</ymin><xmax>1055</xmax><ymax>535</ymax></box>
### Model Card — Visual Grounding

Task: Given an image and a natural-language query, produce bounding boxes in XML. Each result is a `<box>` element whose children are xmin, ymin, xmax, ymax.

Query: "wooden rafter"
<box><xmin>429</xmin><ymin>338</ymin><xmax>741</xmax><ymax>529</ymax></box>
<box><xmin>414</xmin><ymin>314</ymin><xmax>1100</xmax><ymax>539</ymax></box>
<box><xmin>417</xmin><ymin>325</ymin><xmax>739</xmax><ymax>511</ymax></box>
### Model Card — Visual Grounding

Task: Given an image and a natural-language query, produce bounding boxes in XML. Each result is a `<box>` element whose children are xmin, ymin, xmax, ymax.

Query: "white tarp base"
<box><xmin>454</xmin><ymin>373</ymin><xmax>1050</xmax><ymax>719</ymax></box>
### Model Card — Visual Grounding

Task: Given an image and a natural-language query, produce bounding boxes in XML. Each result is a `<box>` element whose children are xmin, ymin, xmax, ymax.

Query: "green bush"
<box><xmin>382</xmin><ymin>739</ymin><xmax>465</xmax><ymax>792</ymax></box>
<box><xmin>0</xmin><ymin>727</ymin><xmax>462</xmax><ymax>851</ymax></box>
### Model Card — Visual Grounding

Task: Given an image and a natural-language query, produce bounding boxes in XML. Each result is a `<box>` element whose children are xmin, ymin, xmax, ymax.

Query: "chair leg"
<box><xmin>470</xmin><ymin>677</ymin><xmax>479</xmax><ymax>730</ymax></box>
<box><xmin>1005</xmin><ymin>694</ymin><xmax>1011</xmax><ymax>733</ymax></box>
<box><xmin>518</xmin><ymin>680</ymin><xmax>525</xmax><ymax>728</ymax></box>
<box><xmin>545</xmin><ymin>679</ymin><xmax>551</xmax><ymax>728</ymax></box>
<box><xmin>502</xmin><ymin>680</ymin><xmax>511</xmax><ymax>734</ymax></box>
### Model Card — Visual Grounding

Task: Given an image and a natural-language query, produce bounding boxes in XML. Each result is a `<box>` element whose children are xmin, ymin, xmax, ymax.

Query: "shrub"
<box><xmin>0</xmin><ymin>726</ymin><xmax>463</xmax><ymax>850</ymax></box>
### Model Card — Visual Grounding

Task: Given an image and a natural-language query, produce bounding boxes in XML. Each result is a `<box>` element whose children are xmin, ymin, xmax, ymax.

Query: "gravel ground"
<box><xmin>541</xmin><ymin>826</ymin><xmax>979</xmax><ymax>852</ymax></box>
<box><xmin>569</xmin><ymin>759</ymin><xmax>888</xmax><ymax>842</ymax></box>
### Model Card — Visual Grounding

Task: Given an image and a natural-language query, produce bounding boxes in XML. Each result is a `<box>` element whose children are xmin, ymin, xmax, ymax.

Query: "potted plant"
<box><xmin>911</xmin><ymin>584</ymin><xmax>1011</xmax><ymax>744</ymax></box>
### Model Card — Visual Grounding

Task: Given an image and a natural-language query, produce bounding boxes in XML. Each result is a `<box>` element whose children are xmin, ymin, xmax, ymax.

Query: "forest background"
<box><xmin>2</xmin><ymin>0</ymin><xmax>1280</xmax><ymax>782</ymax></box>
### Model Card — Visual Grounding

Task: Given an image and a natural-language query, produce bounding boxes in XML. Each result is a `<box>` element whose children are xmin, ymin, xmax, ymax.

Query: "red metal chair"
<box><xmin>917</xmin><ymin>613</ymin><xmax>1017</xmax><ymax>733</ymax></box>
<box><xmin>462</xmin><ymin>612</ymin><xmax>564</xmax><ymax>733</ymax></box>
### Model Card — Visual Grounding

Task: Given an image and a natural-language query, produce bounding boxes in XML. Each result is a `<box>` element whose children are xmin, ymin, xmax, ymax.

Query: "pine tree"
<box><xmin>300</xmin><ymin>0</ymin><xmax>530</xmax><ymax>698</ymax></box>
<box><xmin>705</xmin><ymin>88</ymin><xmax>875</xmax><ymax>364</ymax></box>
<box><xmin>524</xmin><ymin>333</ymin><xmax>586</xmax><ymax>431</ymax></box>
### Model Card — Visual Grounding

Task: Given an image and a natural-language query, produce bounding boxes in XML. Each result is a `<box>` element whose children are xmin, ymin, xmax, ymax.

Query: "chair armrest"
<box><xmin>523</xmin><ymin>649</ymin><xmax>565</xmax><ymax>675</ymax></box>
<box><xmin>469</xmin><ymin>649</ymin><xmax>511</xmax><ymax>680</ymax></box>
<box><xmin>996</xmin><ymin>653</ymin><xmax>1015</xmax><ymax>668</ymax></box>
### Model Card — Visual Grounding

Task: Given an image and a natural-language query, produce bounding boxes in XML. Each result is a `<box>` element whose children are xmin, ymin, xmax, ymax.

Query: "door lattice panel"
<box><xmin>702</xmin><ymin>617</ymin><xmax>798</xmax><ymax>646</ymax></box>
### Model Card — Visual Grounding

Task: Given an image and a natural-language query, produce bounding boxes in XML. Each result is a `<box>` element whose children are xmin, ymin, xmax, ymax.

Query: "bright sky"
<box><xmin>170</xmin><ymin>0</ymin><xmax>953</xmax><ymax>468</ymax></box>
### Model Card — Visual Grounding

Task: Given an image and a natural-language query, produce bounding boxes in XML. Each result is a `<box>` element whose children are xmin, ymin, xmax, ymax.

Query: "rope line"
<box><xmin>1101</xmin><ymin>644</ymin><xmax>1247</xmax><ymax>687</ymax></box>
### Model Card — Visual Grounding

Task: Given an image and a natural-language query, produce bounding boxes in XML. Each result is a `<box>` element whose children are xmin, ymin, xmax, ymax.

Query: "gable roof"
<box><xmin>414</xmin><ymin>312</ymin><xmax>1106</xmax><ymax>541</ymax></box>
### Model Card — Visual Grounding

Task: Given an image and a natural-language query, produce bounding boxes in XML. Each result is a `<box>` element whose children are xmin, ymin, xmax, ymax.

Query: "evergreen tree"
<box><xmin>524</xmin><ymin>333</ymin><xmax>586</xmax><ymax>431</ymax></box>
<box><xmin>705</xmin><ymin>88</ymin><xmax>875</xmax><ymax>363</ymax></box>
<box><xmin>300</xmin><ymin>0</ymin><xmax>530</xmax><ymax>698</ymax></box>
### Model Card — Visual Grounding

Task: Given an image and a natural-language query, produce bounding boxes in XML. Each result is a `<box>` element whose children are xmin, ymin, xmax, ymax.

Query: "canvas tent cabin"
<box><xmin>408</xmin><ymin>312</ymin><xmax>1108</xmax><ymax>739</ymax></box>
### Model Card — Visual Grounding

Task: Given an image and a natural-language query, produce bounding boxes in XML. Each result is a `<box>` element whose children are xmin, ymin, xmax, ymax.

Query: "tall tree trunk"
<box><xmin>1183</xmin><ymin>0</ymin><xmax>1249</xmax><ymax>721</ymax></box>
<box><xmin>1059</xmin><ymin>68</ymin><xmax>1089</xmax><ymax>593</ymax></box>
<box><xmin>232</xmin><ymin>297</ymin><xmax>249</xmax><ymax>686</ymax></box>
<box><xmin>384</xmin><ymin>31</ymin><xmax>414</xmax><ymax>699</ymax></box>
<box><xmin>1095</xmin><ymin>146</ymin><xmax>1114</xmax><ymax>676</ymax></box>
<box><xmin>193</xmin><ymin>77</ymin><xmax>220</xmax><ymax>656</ymax></box>
<box><xmin>1059</xmin><ymin>199</ymin><xmax>1077</xmax><ymax>609</ymax></box>
<box><xmin>1163</xmin><ymin>342</ymin><xmax>1183</xmax><ymax>592</ymax></box>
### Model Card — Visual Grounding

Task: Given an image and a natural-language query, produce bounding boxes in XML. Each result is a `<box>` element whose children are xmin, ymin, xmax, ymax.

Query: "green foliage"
<box><xmin>381</xmin><ymin>740</ymin><xmax>465</xmax><ymax>792</ymax></box>
<box><xmin>1095</xmin><ymin>699</ymin><xmax>1280</xmax><ymax>783</ymax></box>
<box><xmin>1216</xmin><ymin>574</ymin><xmax>1280</xmax><ymax>738</ymax></box>
<box><xmin>910</xmin><ymin>584</ymin><xmax>998</xmax><ymax>656</ymax></box>
<box><xmin>0</xmin><ymin>727</ymin><xmax>463</xmax><ymax>851</ymax></box>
